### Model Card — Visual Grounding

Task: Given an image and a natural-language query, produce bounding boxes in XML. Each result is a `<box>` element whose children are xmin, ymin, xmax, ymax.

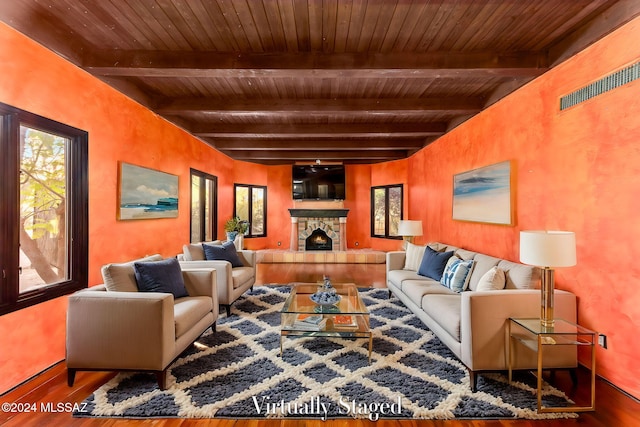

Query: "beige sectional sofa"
<box><xmin>387</xmin><ymin>242</ymin><xmax>577</xmax><ymax>391</ymax></box>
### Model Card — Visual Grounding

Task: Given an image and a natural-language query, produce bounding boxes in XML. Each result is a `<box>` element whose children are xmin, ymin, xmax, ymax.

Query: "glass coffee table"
<box><xmin>280</xmin><ymin>283</ymin><xmax>373</xmax><ymax>362</ymax></box>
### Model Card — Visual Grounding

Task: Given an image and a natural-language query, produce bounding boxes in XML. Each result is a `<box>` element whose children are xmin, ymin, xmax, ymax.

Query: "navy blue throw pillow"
<box><xmin>134</xmin><ymin>258</ymin><xmax>188</xmax><ymax>299</ymax></box>
<box><xmin>417</xmin><ymin>247</ymin><xmax>455</xmax><ymax>281</ymax></box>
<box><xmin>202</xmin><ymin>240</ymin><xmax>244</xmax><ymax>268</ymax></box>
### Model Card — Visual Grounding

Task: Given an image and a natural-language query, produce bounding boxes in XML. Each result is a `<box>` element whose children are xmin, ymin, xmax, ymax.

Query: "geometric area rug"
<box><xmin>74</xmin><ymin>286</ymin><xmax>577</xmax><ymax>420</ymax></box>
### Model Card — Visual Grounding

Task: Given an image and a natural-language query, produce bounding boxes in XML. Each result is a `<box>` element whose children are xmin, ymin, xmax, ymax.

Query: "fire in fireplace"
<box><xmin>306</xmin><ymin>229</ymin><xmax>333</xmax><ymax>251</ymax></box>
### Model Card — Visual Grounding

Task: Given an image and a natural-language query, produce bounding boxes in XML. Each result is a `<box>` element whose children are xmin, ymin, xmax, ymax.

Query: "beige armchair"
<box><xmin>66</xmin><ymin>255</ymin><xmax>218</xmax><ymax>390</ymax></box>
<box><xmin>178</xmin><ymin>241</ymin><xmax>256</xmax><ymax>316</ymax></box>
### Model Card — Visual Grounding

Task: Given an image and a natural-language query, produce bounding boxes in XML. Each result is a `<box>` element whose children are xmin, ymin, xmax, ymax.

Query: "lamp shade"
<box><xmin>398</xmin><ymin>220</ymin><xmax>423</xmax><ymax>237</ymax></box>
<box><xmin>519</xmin><ymin>230</ymin><xmax>576</xmax><ymax>267</ymax></box>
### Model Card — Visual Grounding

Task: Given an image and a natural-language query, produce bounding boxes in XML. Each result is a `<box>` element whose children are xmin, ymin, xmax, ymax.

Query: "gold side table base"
<box><xmin>508</xmin><ymin>318</ymin><xmax>596</xmax><ymax>413</ymax></box>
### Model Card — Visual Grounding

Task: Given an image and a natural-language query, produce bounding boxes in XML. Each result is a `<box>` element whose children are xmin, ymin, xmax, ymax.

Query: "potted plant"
<box><xmin>224</xmin><ymin>216</ymin><xmax>248</xmax><ymax>244</ymax></box>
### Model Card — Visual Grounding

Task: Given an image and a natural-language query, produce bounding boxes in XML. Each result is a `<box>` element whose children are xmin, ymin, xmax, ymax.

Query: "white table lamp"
<box><xmin>520</xmin><ymin>230</ymin><xmax>576</xmax><ymax>328</ymax></box>
<box><xmin>398</xmin><ymin>220</ymin><xmax>423</xmax><ymax>249</ymax></box>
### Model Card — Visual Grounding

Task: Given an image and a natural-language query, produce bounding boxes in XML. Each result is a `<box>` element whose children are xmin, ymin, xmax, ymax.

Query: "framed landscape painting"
<box><xmin>118</xmin><ymin>162</ymin><xmax>179</xmax><ymax>220</ymax></box>
<box><xmin>452</xmin><ymin>160</ymin><xmax>513</xmax><ymax>225</ymax></box>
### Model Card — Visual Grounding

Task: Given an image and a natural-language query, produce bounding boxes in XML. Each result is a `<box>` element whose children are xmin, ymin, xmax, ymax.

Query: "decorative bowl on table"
<box><xmin>310</xmin><ymin>291</ymin><xmax>341</xmax><ymax>306</ymax></box>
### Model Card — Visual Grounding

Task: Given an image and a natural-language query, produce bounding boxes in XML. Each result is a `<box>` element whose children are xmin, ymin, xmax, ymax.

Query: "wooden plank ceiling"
<box><xmin>1</xmin><ymin>0</ymin><xmax>638</xmax><ymax>164</ymax></box>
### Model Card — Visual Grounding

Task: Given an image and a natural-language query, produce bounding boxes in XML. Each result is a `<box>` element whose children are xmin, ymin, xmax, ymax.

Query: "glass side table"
<box><xmin>508</xmin><ymin>318</ymin><xmax>596</xmax><ymax>413</ymax></box>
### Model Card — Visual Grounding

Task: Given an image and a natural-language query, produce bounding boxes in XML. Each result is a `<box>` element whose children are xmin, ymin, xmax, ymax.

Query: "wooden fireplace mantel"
<box><xmin>288</xmin><ymin>209</ymin><xmax>349</xmax><ymax>218</ymax></box>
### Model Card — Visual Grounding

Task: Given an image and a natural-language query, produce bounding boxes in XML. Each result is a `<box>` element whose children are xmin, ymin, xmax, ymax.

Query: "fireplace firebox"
<box><xmin>305</xmin><ymin>229</ymin><xmax>333</xmax><ymax>251</ymax></box>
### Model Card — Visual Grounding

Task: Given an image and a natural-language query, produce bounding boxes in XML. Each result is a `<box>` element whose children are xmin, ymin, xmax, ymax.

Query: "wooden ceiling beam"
<box><xmin>220</xmin><ymin>150</ymin><xmax>407</xmax><ymax>161</ymax></box>
<box><xmin>209</xmin><ymin>138</ymin><xmax>430</xmax><ymax>151</ymax></box>
<box><xmin>83</xmin><ymin>51</ymin><xmax>549</xmax><ymax>78</ymax></box>
<box><xmin>157</xmin><ymin>98</ymin><xmax>484</xmax><ymax>114</ymax></box>
<box><xmin>548</xmin><ymin>0</ymin><xmax>640</xmax><ymax>65</ymax></box>
<box><xmin>0</xmin><ymin>4</ymin><xmax>87</xmax><ymax>64</ymax></box>
<box><xmin>190</xmin><ymin>122</ymin><xmax>447</xmax><ymax>137</ymax></box>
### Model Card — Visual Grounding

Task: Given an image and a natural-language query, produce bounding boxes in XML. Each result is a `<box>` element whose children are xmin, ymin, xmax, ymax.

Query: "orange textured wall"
<box><xmin>0</xmin><ymin>22</ymin><xmax>231</xmax><ymax>393</ymax></box>
<box><xmin>344</xmin><ymin>164</ymin><xmax>372</xmax><ymax>249</ymax></box>
<box><xmin>407</xmin><ymin>18</ymin><xmax>640</xmax><ymax>398</ymax></box>
<box><xmin>265</xmin><ymin>165</ymin><xmax>293</xmax><ymax>249</ymax></box>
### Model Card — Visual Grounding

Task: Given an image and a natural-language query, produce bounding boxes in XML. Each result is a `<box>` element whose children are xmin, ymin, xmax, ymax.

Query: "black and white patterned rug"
<box><xmin>74</xmin><ymin>286</ymin><xmax>576</xmax><ymax>420</ymax></box>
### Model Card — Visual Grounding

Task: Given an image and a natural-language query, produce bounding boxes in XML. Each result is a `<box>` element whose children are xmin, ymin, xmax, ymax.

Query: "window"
<box><xmin>371</xmin><ymin>184</ymin><xmax>403</xmax><ymax>239</ymax></box>
<box><xmin>190</xmin><ymin>169</ymin><xmax>217</xmax><ymax>243</ymax></box>
<box><xmin>0</xmin><ymin>102</ymin><xmax>88</xmax><ymax>315</ymax></box>
<box><xmin>234</xmin><ymin>184</ymin><xmax>267</xmax><ymax>237</ymax></box>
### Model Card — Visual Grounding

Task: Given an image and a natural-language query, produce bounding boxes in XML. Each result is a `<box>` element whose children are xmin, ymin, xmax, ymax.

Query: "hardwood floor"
<box><xmin>1</xmin><ymin>361</ymin><xmax>638</xmax><ymax>427</ymax></box>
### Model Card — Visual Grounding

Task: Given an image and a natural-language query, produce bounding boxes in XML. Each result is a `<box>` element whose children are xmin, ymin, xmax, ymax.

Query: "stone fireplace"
<box><xmin>289</xmin><ymin>209</ymin><xmax>349</xmax><ymax>251</ymax></box>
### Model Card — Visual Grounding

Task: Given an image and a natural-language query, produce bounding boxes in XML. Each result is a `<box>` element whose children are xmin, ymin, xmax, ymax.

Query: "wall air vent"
<box><xmin>560</xmin><ymin>61</ymin><xmax>639</xmax><ymax>110</ymax></box>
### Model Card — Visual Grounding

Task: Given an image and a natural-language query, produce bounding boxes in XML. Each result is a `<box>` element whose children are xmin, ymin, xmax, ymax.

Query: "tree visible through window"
<box><xmin>234</xmin><ymin>184</ymin><xmax>266</xmax><ymax>237</ymax></box>
<box><xmin>19</xmin><ymin>126</ymin><xmax>68</xmax><ymax>292</ymax></box>
<box><xmin>1</xmin><ymin>102</ymin><xmax>88</xmax><ymax>315</ymax></box>
<box><xmin>371</xmin><ymin>184</ymin><xmax>403</xmax><ymax>239</ymax></box>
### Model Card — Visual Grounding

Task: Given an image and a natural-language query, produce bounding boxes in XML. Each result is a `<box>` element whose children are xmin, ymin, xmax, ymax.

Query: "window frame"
<box><xmin>189</xmin><ymin>168</ymin><xmax>218</xmax><ymax>243</ymax></box>
<box><xmin>0</xmin><ymin>102</ymin><xmax>88</xmax><ymax>316</ymax></box>
<box><xmin>233</xmin><ymin>183</ymin><xmax>267</xmax><ymax>238</ymax></box>
<box><xmin>370</xmin><ymin>184</ymin><xmax>404</xmax><ymax>239</ymax></box>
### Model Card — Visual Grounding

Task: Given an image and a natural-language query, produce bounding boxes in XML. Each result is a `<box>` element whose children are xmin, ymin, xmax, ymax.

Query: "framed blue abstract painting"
<box><xmin>452</xmin><ymin>160</ymin><xmax>513</xmax><ymax>225</ymax></box>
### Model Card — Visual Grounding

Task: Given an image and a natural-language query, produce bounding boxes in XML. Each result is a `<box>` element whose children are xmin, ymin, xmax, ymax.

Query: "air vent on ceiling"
<box><xmin>560</xmin><ymin>61</ymin><xmax>639</xmax><ymax>110</ymax></box>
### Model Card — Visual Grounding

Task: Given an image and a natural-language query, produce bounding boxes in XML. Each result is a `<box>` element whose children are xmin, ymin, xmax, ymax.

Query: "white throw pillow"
<box><xmin>403</xmin><ymin>242</ymin><xmax>426</xmax><ymax>271</ymax></box>
<box><xmin>475</xmin><ymin>266</ymin><xmax>506</xmax><ymax>291</ymax></box>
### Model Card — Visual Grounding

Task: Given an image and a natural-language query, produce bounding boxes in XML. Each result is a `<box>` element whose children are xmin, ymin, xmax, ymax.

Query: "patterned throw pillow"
<box><xmin>440</xmin><ymin>258</ymin><xmax>475</xmax><ymax>292</ymax></box>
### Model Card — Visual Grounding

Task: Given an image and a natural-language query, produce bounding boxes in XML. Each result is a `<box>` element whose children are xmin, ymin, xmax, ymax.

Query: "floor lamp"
<box><xmin>519</xmin><ymin>230</ymin><xmax>576</xmax><ymax>328</ymax></box>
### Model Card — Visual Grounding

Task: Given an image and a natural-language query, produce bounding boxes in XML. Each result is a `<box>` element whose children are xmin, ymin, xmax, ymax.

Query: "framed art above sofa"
<box><xmin>452</xmin><ymin>160</ymin><xmax>513</xmax><ymax>225</ymax></box>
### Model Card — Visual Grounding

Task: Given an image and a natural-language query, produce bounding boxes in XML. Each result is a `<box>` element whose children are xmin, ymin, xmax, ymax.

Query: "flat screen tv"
<box><xmin>292</xmin><ymin>165</ymin><xmax>346</xmax><ymax>200</ymax></box>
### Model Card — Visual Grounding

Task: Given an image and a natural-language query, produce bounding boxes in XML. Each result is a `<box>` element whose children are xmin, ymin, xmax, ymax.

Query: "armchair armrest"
<box><xmin>386</xmin><ymin>251</ymin><xmax>406</xmax><ymax>272</ymax></box>
<box><xmin>179</xmin><ymin>260</ymin><xmax>233</xmax><ymax>304</ymax></box>
<box><xmin>237</xmin><ymin>250</ymin><xmax>256</xmax><ymax>267</ymax></box>
<box><xmin>66</xmin><ymin>288</ymin><xmax>174</xmax><ymax>370</ymax></box>
<box><xmin>460</xmin><ymin>289</ymin><xmax>577</xmax><ymax>371</ymax></box>
<box><xmin>181</xmin><ymin>268</ymin><xmax>217</xmax><ymax>300</ymax></box>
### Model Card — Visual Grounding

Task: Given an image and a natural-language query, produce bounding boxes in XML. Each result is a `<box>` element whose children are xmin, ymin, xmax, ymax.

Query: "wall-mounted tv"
<box><xmin>292</xmin><ymin>165</ymin><xmax>346</xmax><ymax>200</ymax></box>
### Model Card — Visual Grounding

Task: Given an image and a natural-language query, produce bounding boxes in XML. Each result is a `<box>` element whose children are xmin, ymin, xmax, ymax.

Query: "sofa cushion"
<box><xmin>467</xmin><ymin>253</ymin><xmax>502</xmax><ymax>291</ymax></box>
<box><xmin>388</xmin><ymin>269</ymin><xmax>424</xmax><ymax>289</ymax></box>
<box><xmin>231</xmin><ymin>266</ymin><xmax>255</xmax><ymax>289</ymax></box>
<box><xmin>101</xmin><ymin>254</ymin><xmax>163</xmax><ymax>292</ymax></box>
<box><xmin>404</xmin><ymin>242</ymin><xmax>426</xmax><ymax>271</ymax></box>
<box><xmin>475</xmin><ymin>266</ymin><xmax>506</xmax><ymax>291</ymax></box>
<box><xmin>426</xmin><ymin>242</ymin><xmax>446</xmax><ymax>252</ymax></box>
<box><xmin>454</xmin><ymin>248</ymin><xmax>477</xmax><ymax>261</ymax></box>
<box><xmin>418</xmin><ymin>247</ymin><xmax>454</xmax><ymax>281</ymax></box>
<box><xmin>182</xmin><ymin>240</ymin><xmax>223</xmax><ymax>261</ymax></box>
<box><xmin>173</xmin><ymin>296</ymin><xmax>213</xmax><ymax>338</ymax></box>
<box><xmin>203</xmin><ymin>241</ymin><xmax>244</xmax><ymax>268</ymax></box>
<box><xmin>134</xmin><ymin>258</ymin><xmax>189</xmax><ymax>298</ymax></box>
<box><xmin>402</xmin><ymin>280</ymin><xmax>456</xmax><ymax>306</ymax></box>
<box><xmin>422</xmin><ymin>294</ymin><xmax>462</xmax><ymax>341</ymax></box>
<box><xmin>440</xmin><ymin>258</ymin><xmax>475</xmax><ymax>292</ymax></box>
<box><xmin>497</xmin><ymin>260</ymin><xmax>538</xmax><ymax>289</ymax></box>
